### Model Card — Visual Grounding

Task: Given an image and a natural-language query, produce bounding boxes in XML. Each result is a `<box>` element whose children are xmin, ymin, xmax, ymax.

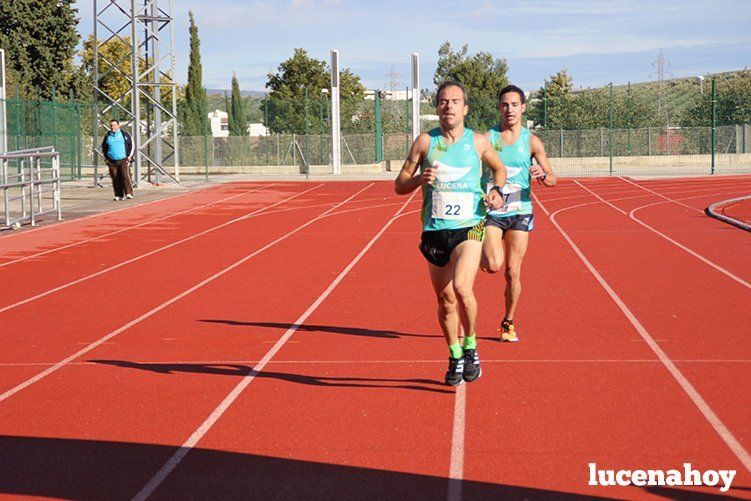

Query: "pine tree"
<box><xmin>180</xmin><ymin>11</ymin><xmax>208</xmax><ymax>136</ymax></box>
<box><xmin>0</xmin><ymin>0</ymin><xmax>80</xmax><ymax>98</ymax></box>
<box><xmin>229</xmin><ymin>74</ymin><xmax>248</xmax><ymax>136</ymax></box>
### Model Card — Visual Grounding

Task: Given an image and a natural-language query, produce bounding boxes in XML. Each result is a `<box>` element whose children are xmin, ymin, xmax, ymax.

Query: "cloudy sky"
<box><xmin>75</xmin><ymin>0</ymin><xmax>751</xmax><ymax>92</ymax></box>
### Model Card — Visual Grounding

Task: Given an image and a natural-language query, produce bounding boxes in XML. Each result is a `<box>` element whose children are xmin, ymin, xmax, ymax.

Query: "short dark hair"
<box><xmin>498</xmin><ymin>85</ymin><xmax>525</xmax><ymax>104</ymax></box>
<box><xmin>435</xmin><ymin>80</ymin><xmax>468</xmax><ymax>106</ymax></box>
<box><xmin>109</xmin><ymin>119</ymin><xmax>120</xmax><ymax>124</ymax></box>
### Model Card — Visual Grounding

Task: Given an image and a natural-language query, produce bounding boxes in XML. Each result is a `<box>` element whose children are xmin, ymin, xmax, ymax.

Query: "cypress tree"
<box><xmin>229</xmin><ymin>73</ymin><xmax>248</xmax><ymax>136</ymax></box>
<box><xmin>180</xmin><ymin>11</ymin><xmax>207</xmax><ymax>136</ymax></box>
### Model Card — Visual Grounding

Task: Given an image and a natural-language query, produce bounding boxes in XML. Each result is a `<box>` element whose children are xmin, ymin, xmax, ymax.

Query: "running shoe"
<box><xmin>445</xmin><ymin>357</ymin><xmax>464</xmax><ymax>386</ymax></box>
<box><xmin>125</xmin><ymin>194</ymin><xmax>133</xmax><ymax>199</ymax></box>
<box><xmin>113</xmin><ymin>196</ymin><xmax>122</xmax><ymax>201</ymax></box>
<box><xmin>499</xmin><ymin>318</ymin><xmax>518</xmax><ymax>342</ymax></box>
<box><xmin>462</xmin><ymin>348</ymin><xmax>482</xmax><ymax>382</ymax></box>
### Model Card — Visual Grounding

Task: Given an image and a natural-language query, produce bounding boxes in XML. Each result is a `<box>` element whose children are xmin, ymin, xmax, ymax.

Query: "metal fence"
<box><xmin>0</xmin><ymin>89</ymin><xmax>87</xmax><ymax>181</ymax></box>
<box><xmin>2</xmin><ymin>71</ymin><xmax>749</xmax><ymax>179</ymax></box>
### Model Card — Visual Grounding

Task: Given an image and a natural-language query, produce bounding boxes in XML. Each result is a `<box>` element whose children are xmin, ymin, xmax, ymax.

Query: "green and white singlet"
<box><xmin>483</xmin><ymin>126</ymin><xmax>533</xmax><ymax>217</ymax></box>
<box><xmin>420</xmin><ymin>128</ymin><xmax>486</xmax><ymax>232</ymax></box>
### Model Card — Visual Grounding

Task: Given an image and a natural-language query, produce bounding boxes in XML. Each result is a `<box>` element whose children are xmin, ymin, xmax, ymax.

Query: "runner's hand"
<box><xmin>421</xmin><ymin>166</ymin><xmax>438</xmax><ymax>185</ymax></box>
<box><xmin>487</xmin><ymin>189</ymin><xmax>503</xmax><ymax>210</ymax></box>
<box><xmin>530</xmin><ymin>165</ymin><xmax>545</xmax><ymax>178</ymax></box>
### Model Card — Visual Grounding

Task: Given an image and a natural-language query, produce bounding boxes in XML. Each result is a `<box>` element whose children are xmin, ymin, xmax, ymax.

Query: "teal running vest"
<box><xmin>483</xmin><ymin>126</ymin><xmax>533</xmax><ymax>217</ymax></box>
<box><xmin>420</xmin><ymin>128</ymin><xmax>485</xmax><ymax>231</ymax></box>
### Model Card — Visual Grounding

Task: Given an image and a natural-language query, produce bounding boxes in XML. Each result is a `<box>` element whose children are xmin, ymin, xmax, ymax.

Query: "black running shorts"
<box><xmin>419</xmin><ymin>220</ymin><xmax>485</xmax><ymax>267</ymax></box>
<box><xmin>486</xmin><ymin>213</ymin><xmax>534</xmax><ymax>232</ymax></box>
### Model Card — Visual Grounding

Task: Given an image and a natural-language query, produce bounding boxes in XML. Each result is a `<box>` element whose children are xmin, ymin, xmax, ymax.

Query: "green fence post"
<box><xmin>68</xmin><ymin>89</ymin><xmax>75</xmax><ymax>180</ymax></box>
<box><xmin>405</xmin><ymin>86</ymin><xmax>410</xmax><ymax>157</ymax></box>
<box><xmin>609</xmin><ymin>82</ymin><xmax>614</xmax><ymax>176</ymax></box>
<box><xmin>319</xmin><ymin>98</ymin><xmax>324</xmax><ymax>164</ymax></box>
<box><xmin>305</xmin><ymin>87</ymin><xmax>310</xmax><ymax>165</ymax></box>
<box><xmin>264</xmin><ymin>100</ymin><xmax>269</xmax><ymax>165</ymax></box>
<box><xmin>35</xmin><ymin>87</ymin><xmax>41</xmax><ymax>147</ymax></box>
<box><xmin>51</xmin><ymin>87</ymin><xmax>58</xmax><ymax>157</ymax></box>
<box><xmin>627</xmin><ymin>81</ymin><xmax>632</xmax><ymax>155</ymax></box>
<box><xmin>13</xmin><ymin>83</ymin><xmax>21</xmax><ymax>151</ymax></box>
<box><xmin>204</xmin><ymin>122</ymin><xmax>209</xmax><ymax>181</ymax></box>
<box><xmin>374</xmin><ymin>90</ymin><xmax>383</xmax><ymax>163</ymax></box>
<box><xmin>711</xmin><ymin>78</ymin><xmax>716</xmax><ymax>175</ymax></box>
<box><xmin>543</xmin><ymin>84</ymin><xmax>548</xmax><ymax>130</ymax></box>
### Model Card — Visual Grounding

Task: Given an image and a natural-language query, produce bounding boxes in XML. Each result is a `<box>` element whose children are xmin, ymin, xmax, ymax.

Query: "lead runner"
<box><xmin>395</xmin><ymin>80</ymin><xmax>506</xmax><ymax>386</ymax></box>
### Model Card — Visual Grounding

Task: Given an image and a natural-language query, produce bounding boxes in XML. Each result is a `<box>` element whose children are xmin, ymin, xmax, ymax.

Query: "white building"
<box><xmin>208</xmin><ymin>110</ymin><xmax>229</xmax><ymax>138</ymax></box>
<box><xmin>208</xmin><ymin>111</ymin><xmax>268</xmax><ymax>137</ymax></box>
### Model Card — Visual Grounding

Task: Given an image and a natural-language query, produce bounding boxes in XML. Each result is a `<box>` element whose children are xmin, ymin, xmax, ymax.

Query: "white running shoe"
<box><xmin>125</xmin><ymin>194</ymin><xmax>133</xmax><ymax>199</ymax></box>
<box><xmin>113</xmin><ymin>196</ymin><xmax>122</xmax><ymax>201</ymax></box>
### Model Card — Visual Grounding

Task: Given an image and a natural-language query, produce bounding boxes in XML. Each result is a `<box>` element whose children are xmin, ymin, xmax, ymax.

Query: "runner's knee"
<box><xmin>505</xmin><ymin>266</ymin><xmax>521</xmax><ymax>283</ymax></box>
<box><xmin>437</xmin><ymin>291</ymin><xmax>457</xmax><ymax>315</ymax></box>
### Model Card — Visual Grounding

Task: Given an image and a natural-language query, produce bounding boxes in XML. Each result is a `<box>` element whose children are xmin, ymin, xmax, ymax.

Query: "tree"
<box><xmin>229</xmin><ymin>74</ymin><xmax>247</xmax><ymax>135</ymax></box>
<box><xmin>681</xmin><ymin>71</ymin><xmax>751</xmax><ymax>127</ymax></box>
<box><xmin>528</xmin><ymin>68</ymin><xmax>575</xmax><ymax>129</ymax></box>
<box><xmin>76</xmin><ymin>34</ymin><xmax>175</xmax><ymax>121</ymax></box>
<box><xmin>0</xmin><ymin>0</ymin><xmax>80</xmax><ymax>99</ymax></box>
<box><xmin>77</xmin><ymin>35</ymin><xmax>133</xmax><ymax>107</ymax></box>
<box><xmin>179</xmin><ymin>11</ymin><xmax>208</xmax><ymax>136</ymax></box>
<box><xmin>433</xmin><ymin>42</ymin><xmax>508</xmax><ymax>130</ymax></box>
<box><xmin>263</xmin><ymin>48</ymin><xmax>365</xmax><ymax>134</ymax></box>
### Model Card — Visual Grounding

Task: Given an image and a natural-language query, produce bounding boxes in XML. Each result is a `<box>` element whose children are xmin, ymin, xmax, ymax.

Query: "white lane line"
<box><xmin>0</xmin><ymin>184</ymin><xmax>374</xmax><ymax>405</ymax></box>
<box><xmin>132</xmin><ymin>190</ymin><xmax>417</xmax><ymax>501</ymax></box>
<box><xmin>618</xmin><ymin>176</ymin><xmax>703</xmax><ymax>213</ymax></box>
<box><xmin>4</xmin><ymin>358</ymin><xmax>751</xmax><ymax>368</ymax></box>
<box><xmin>0</xmin><ymin>185</ymin><xmax>324</xmax><ymax>314</ymax></box>
<box><xmin>0</xmin><ymin>185</ymin><xmax>275</xmax><ymax>268</ymax></box>
<box><xmin>534</xmin><ymin>193</ymin><xmax>751</xmax><ymax>474</ymax></box>
<box><xmin>447</xmin><ymin>383</ymin><xmax>466</xmax><ymax>501</ymax></box>
<box><xmin>573</xmin><ymin>180</ymin><xmax>750</xmax><ymax>289</ymax></box>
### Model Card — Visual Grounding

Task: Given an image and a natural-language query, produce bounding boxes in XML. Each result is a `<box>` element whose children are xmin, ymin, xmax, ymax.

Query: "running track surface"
<box><xmin>0</xmin><ymin>176</ymin><xmax>749</xmax><ymax>500</ymax></box>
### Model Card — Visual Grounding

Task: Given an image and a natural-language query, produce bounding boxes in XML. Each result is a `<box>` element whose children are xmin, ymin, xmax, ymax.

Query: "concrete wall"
<box><xmin>80</xmin><ymin>154</ymin><xmax>750</xmax><ymax>178</ymax></box>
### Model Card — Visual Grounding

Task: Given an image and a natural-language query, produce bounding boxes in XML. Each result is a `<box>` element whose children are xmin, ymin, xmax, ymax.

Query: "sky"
<box><xmin>74</xmin><ymin>0</ymin><xmax>751</xmax><ymax>93</ymax></box>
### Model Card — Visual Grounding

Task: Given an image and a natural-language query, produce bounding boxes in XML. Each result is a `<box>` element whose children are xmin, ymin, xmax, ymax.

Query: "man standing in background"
<box><xmin>101</xmin><ymin>119</ymin><xmax>134</xmax><ymax>201</ymax></box>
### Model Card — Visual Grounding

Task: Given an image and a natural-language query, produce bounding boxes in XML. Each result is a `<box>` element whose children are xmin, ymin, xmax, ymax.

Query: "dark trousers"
<box><xmin>107</xmin><ymin>158</ymin><xmax>133</xmax><ymax>197</ymax></box>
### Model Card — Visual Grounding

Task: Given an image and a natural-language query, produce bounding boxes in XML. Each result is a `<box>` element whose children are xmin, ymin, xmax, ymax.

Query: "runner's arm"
<box><xmin>475</xmin><ymin>133</ymin><xmax>507</xmax><ymax>209</ymax></box>
<box><xmin>530</xmin><ymin>134</ymin><xmax>557</xmax><ymax>187</ymax></box>
<box><xmin>394</xmin><ymin>133</ymin><xmax>432</xmax><ymax>195</ymax></box>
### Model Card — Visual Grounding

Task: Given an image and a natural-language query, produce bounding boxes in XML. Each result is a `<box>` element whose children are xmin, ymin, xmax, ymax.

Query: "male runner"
<box><xmin>481</xmin><ymin>84</ymin><xmax>557</xmax><ymax>342</ymax></box>
<box><xmin>395</xmin><ymin>81</ymin><xmax>506</xmax><ymax>386</ymax></box>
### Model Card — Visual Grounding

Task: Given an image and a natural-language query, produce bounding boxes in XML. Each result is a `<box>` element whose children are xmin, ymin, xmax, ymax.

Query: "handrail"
<box><xmin>2</xmin><ymin>147</ymin><xmax>62</xmax><ymax>228</ymax></box>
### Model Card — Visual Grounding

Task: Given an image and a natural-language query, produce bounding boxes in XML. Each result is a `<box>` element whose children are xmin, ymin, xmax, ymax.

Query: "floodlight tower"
<box><xmin>92</xmin><ymin>0</ymin><xmax>179</xmax><ymax>187</ymax></box>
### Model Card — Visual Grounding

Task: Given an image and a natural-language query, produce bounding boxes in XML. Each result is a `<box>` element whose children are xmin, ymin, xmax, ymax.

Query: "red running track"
<box><xmin>0</xmin><ymin>178</ymin><xmax>748</xmax><ymax>499</ymax></box>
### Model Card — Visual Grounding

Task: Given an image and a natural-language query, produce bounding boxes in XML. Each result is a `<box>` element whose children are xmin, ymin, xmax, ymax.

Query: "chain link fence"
<box><xmin>2</xmin><ymin>71</ymin><xmax>749</xmax><ymax>180</ymax></box>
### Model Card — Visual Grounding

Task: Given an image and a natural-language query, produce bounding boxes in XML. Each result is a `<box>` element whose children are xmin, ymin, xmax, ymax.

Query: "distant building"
<box><xmin>364</xmin><ymin>89</ymin><xmax>427</xmax><ymax>102</ymax></box>
<box><xmin>248</xmin><ymin>123</ymin><xmax>268</xmax><ymax>137</ymax></box>
<box><xmin>208</xmin><ymin>110</ymin><xmax>229</xmax><ymax>138</ymax></box>
<box><xmin>208</xmin><ymin>111</ymin><xmax>268</xmax><ymax>137</ymax></box>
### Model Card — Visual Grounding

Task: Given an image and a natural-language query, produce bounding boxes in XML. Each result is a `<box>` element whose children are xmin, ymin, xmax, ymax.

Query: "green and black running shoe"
<box><xmin>462</xmin><ymin>348</ymin><xmax>482</xmax><ymax>382</ymax></box>
<box><xmin>445</xmin><ymin>357</ymin><xmax>464</xmax><ymax>386</ymax></box>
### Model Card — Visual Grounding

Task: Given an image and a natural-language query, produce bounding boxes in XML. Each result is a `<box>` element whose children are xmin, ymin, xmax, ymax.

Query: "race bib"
<box><xmin>432</xmin><ymin>191</ymin><xmax>474</xmax><ymax>220</ymax></box>
<box><xmin>488</xmin><ymin>182</ymin><xmax>523</xmax><ymax>214</ymax></box>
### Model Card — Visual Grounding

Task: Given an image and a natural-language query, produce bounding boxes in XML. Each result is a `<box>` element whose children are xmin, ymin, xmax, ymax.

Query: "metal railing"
<box><xmin>2</xmin><ymin>146</ymin><xmax>62</xmax><ymax>228</ymax></box>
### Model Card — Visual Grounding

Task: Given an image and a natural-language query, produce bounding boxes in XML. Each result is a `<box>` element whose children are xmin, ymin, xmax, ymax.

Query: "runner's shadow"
<box><xmin>0</xmin><ymin>435</ymin><xmax>605</xmax><ymax>500</ymax></box>
<box><xmin>89</xmin><ymin>360</ymin><xmax>454</xmax><ymax>394</ymax></box>
<box><xmin>199</xmin><ymin>319</ymin><xmax>441</xmax><ymax>339</ymax></box>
